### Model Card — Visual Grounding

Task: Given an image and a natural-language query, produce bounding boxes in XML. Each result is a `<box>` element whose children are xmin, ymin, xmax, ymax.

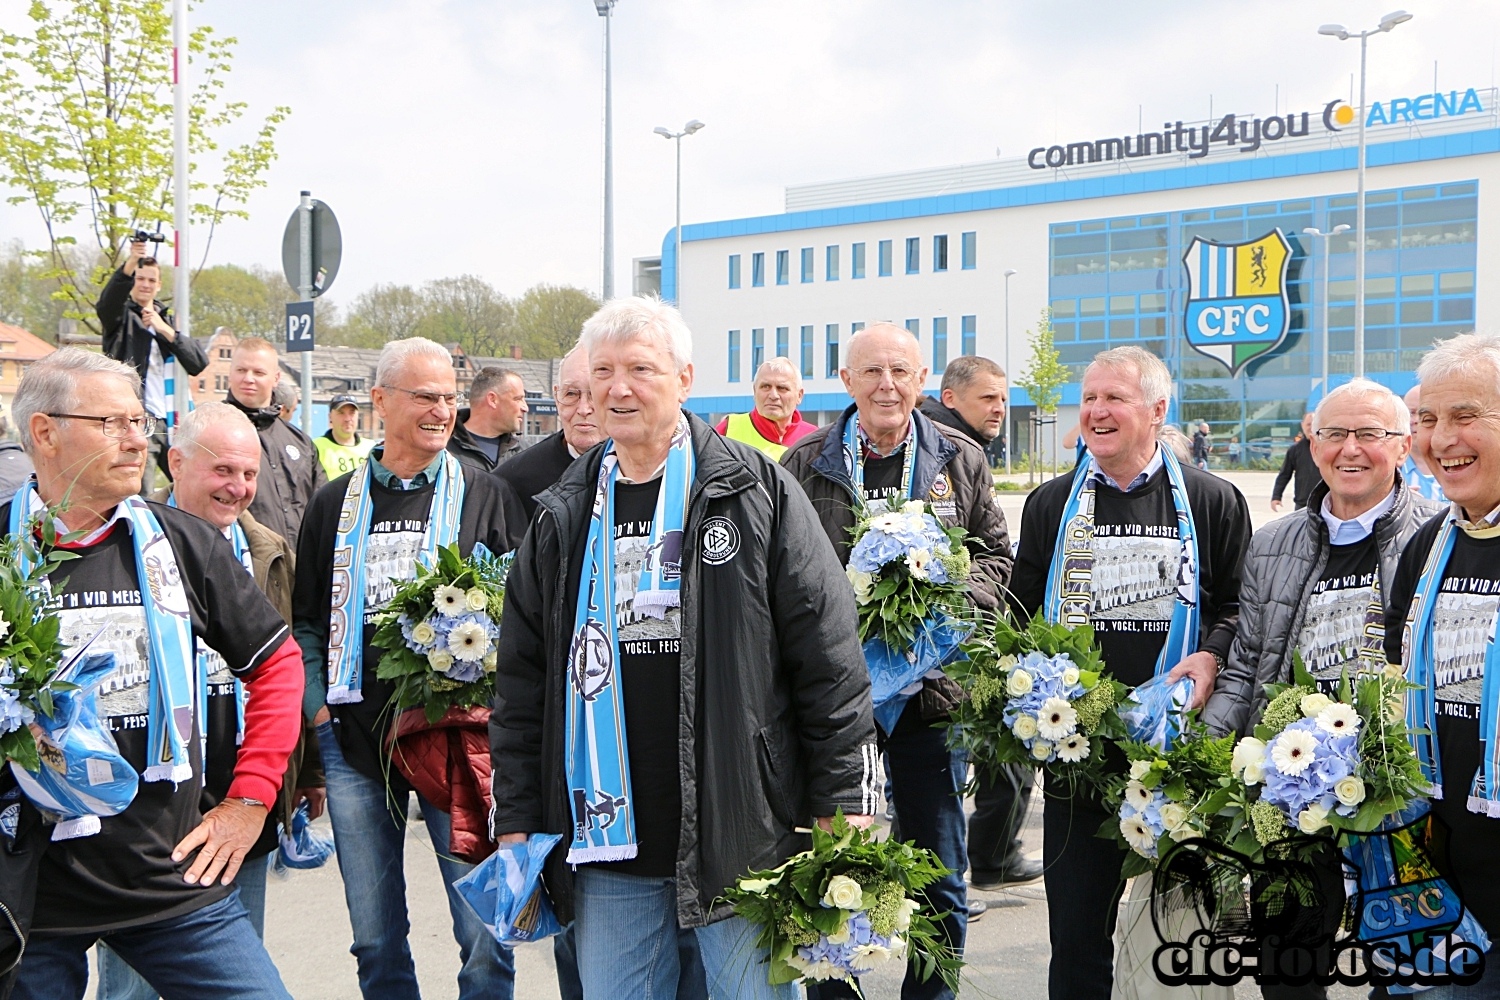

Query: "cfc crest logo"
<box><xmin>1182</xmin><ymin>228</ymin><xmax>1292</xmax><ymax>376</ymax></box>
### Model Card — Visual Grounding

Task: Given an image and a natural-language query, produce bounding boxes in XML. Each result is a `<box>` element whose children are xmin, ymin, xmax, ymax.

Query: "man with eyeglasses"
<box><xmin>224</xmin><ymin>337</ymin><xmax>326</xmax><ymax>550</ymax></box>
<box><xmin>781</xmin><ymin>322</ymin><xmax>1012</xmax><ymax>1000</ymax></box>
<box><xmin>448</xmin><ymin>367</ymin><xmax>528</xmax><ymax>474</ymax></box>
<box><xmin>294</xmin><ymin>337</ymin><xmax>528</xmax><ymax>1000</ymax></box>
<box><xmin>6</xmin><ymin>350</ymin><xmax>305</xmax><ymax>999</ymax></box>
<box><xmin>1199</xmin><ymin>379</ymin><xmax>1436</xmax><ymax>1000</ymax></box>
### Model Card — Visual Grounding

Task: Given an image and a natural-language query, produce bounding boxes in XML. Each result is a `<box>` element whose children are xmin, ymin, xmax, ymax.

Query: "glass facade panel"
<box><xmin>751</xmin><ymin>328</ymin><xmax>764</xmax><ymax>370</ymax></box>
<box><xmin>826</xmin><ymin>324</ymin><xmax>839</xmax><ymax>377</ymax></box>
<box><xmin>852</xmin><ymin>243</ymin><xmax>866</xmax><ymax>279</ymax></box>
<box><xmin>879</xmin><ymin>240</ymin><xmax>893</xmax><ymax>276</ymax></box>
<box><xmin>905</xmin><ymin>237</ymin><xmax>920</xmax><ymax>274</ymax></box>
<box><xmin>800</xmin><ymin>247</ymin><xmax>814</xmax><ymax>283</ymax></box>
<box><xmin>751</xmin><ymin>253</ymin><xmax>764</xmax><ymax>287</ymax></box>
<box><xmin>800</xmin><ymin>325</ymin><xmax>814</xmax><ymax>377</ymax></box>
<box><xmin>933</xmin><ymin>317</ymin><xmax>948</xmax><ymax>373</ymax></box>
<box><xmin>961</xmin><ymin>315</ymin><xmax>976</xmax><ymax>356</ymax></box>
<box><xmin>776</xmin><ymin>250</ymin><xmax>789</xmax><ymax>285</ymax></box>
<box><xmin>728</xmin><ymin>255</ymin><xmax>741</xmax><ymax>289</ymax></box>
<box><xmin>775</xmin><ymin>326</ymin><xmax>789</xmax><ymax>357</ymax></box>
<box><xmin>727</xmin><ymin>330</ymin><xmax>740</xmax><ymax>382</ymax></box>
<box><xmin>933</xmin><ymin>235</ymin><xmax>948</xmax><ymax>272</ymax></box>
<box><xmin>826</xmin><ymin>245</ymin><xmax>840</xmax><ymax>281</ymax></box>
<box><xmin>961</xmin><ymin>232</ymin><xmax>976</xmax><ymax>269</ymax></box>
<box><xmin>905</xmin><ymin>318</ymin><xmax>920</xmax><ymax>339</ymax></box>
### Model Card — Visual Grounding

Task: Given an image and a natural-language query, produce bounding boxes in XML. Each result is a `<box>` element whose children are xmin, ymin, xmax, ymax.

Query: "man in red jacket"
<box><xmin>6</xmin><ymin>350</ymin><xmax>304</xmax><ymax>1000</ymax></box>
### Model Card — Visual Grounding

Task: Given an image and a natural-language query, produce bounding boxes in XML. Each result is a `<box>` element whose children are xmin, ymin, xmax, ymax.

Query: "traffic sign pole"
<box><xmin>299</xmin><ymin>191</ymin><xmax>313</xmax><ymax>433</ymax></box>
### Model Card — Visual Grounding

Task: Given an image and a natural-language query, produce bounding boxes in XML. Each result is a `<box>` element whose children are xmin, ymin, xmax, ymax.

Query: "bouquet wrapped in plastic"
<box><xmin>846</xmin><ymin>498</ymin><xmax>973</xmax><ymax>732</ymax></box>
<box><xmin>723</xmin><ymin>813</ymin><xmax>961</xmax><ymax>990</ymax></box>
<box><xmin>946</xmin><ymin>612</ymin><xmax>1127</xmax><ymax>784</ymax></box>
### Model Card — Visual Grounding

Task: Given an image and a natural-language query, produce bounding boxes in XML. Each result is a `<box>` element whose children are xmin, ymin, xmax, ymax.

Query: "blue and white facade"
<box><xmin>668</xmin><ymin>87</ymin><xmax>1498</xmax><ymax>459</ymax></box>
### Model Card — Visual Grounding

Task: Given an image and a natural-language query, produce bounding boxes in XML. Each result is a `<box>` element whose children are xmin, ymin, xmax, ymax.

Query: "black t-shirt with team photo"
<box><xmin>860</xmin><ymin>451</ymin><xmax>905</xmax><ymax>506</ymax></box>
<box><xmin>603</xmin><ymin>479</ymin><xmax>683</xmax><ymax>879</ymax></box>
<box><xmin>0</xmin><ymin>501</ymin><xmax>290</xmax><ymax>936</ymax></box>
<box><xmin>1299</xmin><ymin>534</ymin><xmax>1381</xmax><ymax>697</ymax></box>
<box><xmin>1386</xmin><ymin>523</ymin><xmax>1500</xmax><ymax>937</ymax></box>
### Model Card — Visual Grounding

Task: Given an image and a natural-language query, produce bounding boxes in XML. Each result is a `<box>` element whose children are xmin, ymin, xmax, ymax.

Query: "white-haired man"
<box><xmin>714</xmin><ymin>356</ymin><xmax>816</xmax><ymax>459</ymax></box>
<box><xmin>224</xmin><ymin>337</ymin><xmax>326</xmax><ymax>549</ymax></box>
<box><xmin>495</xmin><ymin>347</ymin><xmax>604</xmax><ymax>521</ymax></box>
<box><xmin>781</xmin><ymin>322</ymin><xmax>1013</xmax><ymax>1000</ymax></box>
<box><xmin>492</xmin><ymin>296</ymin><xmax>877</xmax><ymax>1000</ymax></box>
<box><xmin>99</xmin><ymin>402</ymin><xmax>326</xmax><ymax>1000</ymax></box>
<box><xmin>1009</xmin><ymin>346</ymin><xmax>1251</xmax><ymax>1000</ymax></box>
<box><xmin>293</xmin><ymin>338</ymin><xmax>527</xmax><ymax>1000</ymax></box>
<box><xmin>1383</xmin><ymin>333</ymin><xmax>1500</xmax><ymax>996</ymax></box>
<box><xmin>6</xmin><ymin>350</ymin><xmax>304</xmax><ymax>1000</ymax></box>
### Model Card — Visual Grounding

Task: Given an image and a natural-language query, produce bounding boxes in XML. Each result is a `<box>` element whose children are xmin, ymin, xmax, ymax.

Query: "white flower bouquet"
<box><xmin>723</xmin><ymin>813</ymin><xmax>961</xmax><ymax>990</ymax></box>
<box><xmin>1105</xmin><ymin>733</ymin><xmax>1238</xmax><ymax>877</ymax></box>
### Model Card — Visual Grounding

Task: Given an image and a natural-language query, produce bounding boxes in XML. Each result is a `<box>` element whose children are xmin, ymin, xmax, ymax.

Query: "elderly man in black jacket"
<box><xmin>491</xmin><ymin>297</ymin><xmax>877</xmax><ymax>1000</ymax></box>
<box><xmin>781</xmin><ymin>324</ymin><xmax>1012</xmax><ymax>1000</ymax></box>
<box><xmin>96</xmin><ymin>239</ymin><xmax>209</xmax><ymax>488</ymax></box>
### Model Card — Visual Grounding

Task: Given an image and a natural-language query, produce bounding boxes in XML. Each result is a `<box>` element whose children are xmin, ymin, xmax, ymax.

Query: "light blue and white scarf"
<box><xmin>1401</xmin><ymin>513</ymin><xmax>1500</xmax><ymax>817</ymax></box>
<box><xmin>1042</xmin><ymin>445</ymin><xmax>1201</xmax><ymax>680</ymax></box>
<box><xmin>565</xmin><ymin>417</ymin><xmax>695</xmax><ymax>864</ymax></box>
<box><xmin>326</xmin><ymin>449</ymin><xmax>466</xmax><ymax>705</ymax></box>
<box><xmin>166</xmin><ymin>494</ymin><xmax>254</xmax><ymax>751</ymax></box>
<box><xmin>841</xmin><ymin>412</ymin><xmax>917</xmax><ymax>504</ymax></box>
<box><xmin>9</xmin><ymin>483</ymin><xmax>196</xmax><ymax>783</ymax></box>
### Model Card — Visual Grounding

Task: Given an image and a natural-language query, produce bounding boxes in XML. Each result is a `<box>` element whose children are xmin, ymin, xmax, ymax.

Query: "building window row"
<box><xmin>727</xmin><ymin>232</ymin><xmax>976</xmax><ymax>288</ymax></box>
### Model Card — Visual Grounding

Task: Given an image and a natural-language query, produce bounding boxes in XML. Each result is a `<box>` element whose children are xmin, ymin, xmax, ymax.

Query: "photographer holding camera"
<box><xmin>96</xmin><ymin>236</ymin><xmax>209</xmax><ymax>490</ymax></box>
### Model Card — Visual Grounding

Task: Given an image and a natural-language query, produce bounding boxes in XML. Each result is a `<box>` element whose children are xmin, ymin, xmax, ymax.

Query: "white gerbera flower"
<box><xmin>1316</xmin><ymin>703</ymin><xmax>1361</xmax><ymax>737</ymax></box>
<box><xmin>904</xmin><ymin>547</ymin><xmax>932</xmax><ymax>580</ymax></box>
<box><xmin>1007</xmin><ymin>669</ymin><xmax>1033</xmax><ymax>697</ymax></box>
<box><xmin>1010</xmin><ymin>714</ymin><xmax>1039</xmax><ymax>741</ymax></box>
<box><xmin>1056</xmin><ymin>733</ymin><xmax>1090</xmax><ymax>762</ymax></box>
<box><xmin>1270</xmin><ymin>729</ymin><xmax>1320</xmax><ymax>776</ymax></box>
<box><xmin>1299</xmin><ymin>692</ymin><xmax>1333</xmax><ymax>719</ymax></box>
<box><xmin>1129</xmin><ymin>759</ymin><xmax>1152</xmax><ymax>781</ymax></box>
<box><xmin>1231</xmin><ymin>737</ymin><xmax>1266</xmax><ymax>779</ymax></box>
<box><xmin>851</xmin><ymin>943</ymin><xmax>893</xmax><ymax>972</ymax></box>
<box><xmin>465</xmin><ymin>587</ymin><xmax>488</xmax><ymax>612</ymax></box>
<box><xmin>1124</xmin><ymin>780</ymin><xmax>1153</xmax><ymax>809</ymax></box>
<box><xmin>428</xmin><ymin>649</ymin><xmax>454</xmax><ymax>672</ymax></box>
<box><xmin>433</xmin><ymin>585</ymin><xmax>467</xmax><ymax>617</ymax></box>
<box><xmin>447</xmin><ymin>621</ymin><xmax>491</xmax><ymax>662</ymax></box>
<box><xmin>869</xmin><ymin>513</ymin><xmax>904</xmax><ymax>534</ymax></box>
<box><xmin>1121</xmin><ymin>815</ymin><xmax>1157</xmax><ymax>856</ymax></box>
<box><xmin>1030</xmin><ymin>739</ymin><xmax>1054</xmax><ymax>761</ymax></box>
<box><xmin>1297</xmin><ymin>803</ymin><xmax>1331</xmax><ymax>834</ymax></box>
<box><xmin>1335</xmin><ymin>775</ymin><xmax>1366</xmax><ymax>807</ymax></box>
<box><xmin>411</xmin><ymin>621</ymin><xmax>437</xmax><ymax>647</ymax></box>
<box><xmin>1036</xmin><ymin>697</ymin><xmax>1078</xmax><ymax>740</ymax></box>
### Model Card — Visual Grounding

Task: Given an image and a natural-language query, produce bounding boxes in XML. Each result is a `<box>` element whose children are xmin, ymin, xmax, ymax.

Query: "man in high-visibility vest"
<box><xmin>714</xmin><ymin>357</ymin><xmax>817</xmax><ymax>459</ymax></box>
<box><xmin>313</xmin><ymin>394</ymin><xmax>375</xmax><ymax>480</ymax></box>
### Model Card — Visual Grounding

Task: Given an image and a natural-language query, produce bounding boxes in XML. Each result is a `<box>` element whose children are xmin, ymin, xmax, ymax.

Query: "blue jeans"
<box><xmin>317</xmin><ymin>720</ymin><xmax>515</xmax><ymax>1000</ymax></box>
<box><xmin>553</xmin><ymin>919</ymin><xmax>707</xmax><ymax>1000</ymax></box>
<box><xmin>96</xmin><ymin>855</ymin><xmax>271</xmax><ymax>1000</ymax></box>
<box><xmin>573</xmin><ymin>868</ymin><xmax>796</xmax><ymax>1000</ymax></box>
<box><xmin>12</xmin><ymin>890</ymin><xmax>289</xmax><ymax>1000</ymax></box>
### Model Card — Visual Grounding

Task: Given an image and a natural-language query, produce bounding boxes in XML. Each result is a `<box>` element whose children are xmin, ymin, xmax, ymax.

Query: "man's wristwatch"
<box><xmin>1209</xmin><ymin>651</ymin><xmax>1226</xmax><ymax>675</ymax></box>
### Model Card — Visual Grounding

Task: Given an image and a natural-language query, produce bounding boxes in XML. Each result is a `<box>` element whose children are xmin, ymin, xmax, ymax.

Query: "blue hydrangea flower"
<box><xmin>0</xmin><ymin>663</ymin><xmax>34</xmax><ymax>737</ymax></box>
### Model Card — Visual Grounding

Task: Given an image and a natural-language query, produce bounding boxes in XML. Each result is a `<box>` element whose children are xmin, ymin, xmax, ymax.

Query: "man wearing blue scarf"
<box><xmin>492</xmin><ymin>296</ymin><xmax>878</xmax><ymax>1000</ymax></box>
<box><xmin>1384</xmin><ymin>333</ymin><xmax>1500</xmax><ymax>998</ymax></box>
<box><xmin>6</xmin><ymin>350</ymin><xmax>305</xmax><ymax>1000</ymax></box>
<box><xmin>1010</xmin><ymin>346</ymin><xmax>1251</xmax><ymax>1000</ymax></box>
<box><xmin>294</xmin><ymin>338</ymin><xmax>526</xmax><ymax>1000</ymax></box>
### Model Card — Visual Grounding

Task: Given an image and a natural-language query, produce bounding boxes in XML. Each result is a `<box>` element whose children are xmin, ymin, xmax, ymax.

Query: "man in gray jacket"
<box><xmin>1203</xmin><ymin>378</ymin><xmax>1441</xmax><ymax>1000</ymax></box>
<box><xmin>491</xmin><ymin>297</ymin><xmax>877</xmax><ymax>1000</ymax></box>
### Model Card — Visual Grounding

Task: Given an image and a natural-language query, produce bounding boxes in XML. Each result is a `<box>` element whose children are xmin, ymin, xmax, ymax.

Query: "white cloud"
<box><xmin>2</xmin><ymin>0</ymin><xmax>1497</xmax><ymax>312</ymax></box>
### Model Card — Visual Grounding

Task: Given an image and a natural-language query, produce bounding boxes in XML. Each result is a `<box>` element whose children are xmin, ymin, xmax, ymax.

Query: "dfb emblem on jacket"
<box><xmin>700</xmin><ymin>516</ymin><xmax>741</xmax><ymax>566</ymax></box>
<box><xmin>568</xmin><ymin>620</ymin><xmax>613</xmax><ymax>701</ymax></box>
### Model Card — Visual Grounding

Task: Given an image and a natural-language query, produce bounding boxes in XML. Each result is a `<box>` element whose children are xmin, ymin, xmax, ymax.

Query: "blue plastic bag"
<box><xmin>1120</xmin><ymin>674</ymin><xmax>1195</xmax><ymax>750</ymax></box>
<box><xmin>455</xmin><ymin>833</ymin><xmax>564</xmax><ymax>945</ymax></box>
<box><xmin>9</xmin><ymin>651</ymin><xmax>139</xmax><ymax>840</ymax></box>
<box><xmin>864</xmin><ymin>614</ymin><xmax>970</xmax><ymax>734</ymax></box>
<box><xmin>272</xmin><ymin>800</ymin><xmax>335</xmax><ymax>873</ymax></box>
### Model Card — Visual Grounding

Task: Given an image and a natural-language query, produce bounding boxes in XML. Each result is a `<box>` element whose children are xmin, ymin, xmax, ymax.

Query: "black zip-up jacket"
<box><xmin>1204</xmin><ymin>475</ymin><xmax>1442</xmax><ymax>737</ymax></box>
<box><xmin>918</xmin><ymin>394</ymin><xmax>989</xmax><ymax>450</ymax></box>
<box><xmin>224</xmin><ymin>391</ymin><xmax>327</xmax><ymax>549</ymax></box>
<box><xmin>95</xmin><ymin>266</ymin><xmax>208</xmax><ymax>389</ymax></box>
<box><xmin>1272</xmin><ymin>437</ymin><xmax>1324</xmax><ymax>508</ymax></box>
<box><xmin>447</xmin><ymin>407</ymin><xmax>523</xmax><ymax>475</ymax></box>
<box><xmin>490</xmin><ymin>412</ymin><xmax>878</xmax><ymax>927</ymax></box>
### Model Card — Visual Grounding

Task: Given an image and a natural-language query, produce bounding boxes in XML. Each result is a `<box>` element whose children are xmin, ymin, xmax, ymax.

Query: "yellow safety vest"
<box><xmin>314</xmin><ymin>433</ymin><xmax>375</xmax><ymax>479</ymax></box>
<box><xmin>724</xmin><ymin>412</ymin><xmax>788</xmax><ymax>460</ymax></box>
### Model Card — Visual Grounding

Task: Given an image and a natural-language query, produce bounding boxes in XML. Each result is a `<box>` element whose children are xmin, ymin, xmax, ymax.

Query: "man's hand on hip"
<box><xmin>173</xmin><ymin>798</ymin><xmax>268</xmax><ymax>886</ymax></box>
<box><xmin>1167</xmin><ymin>651</ymin><xmax>1218</xmax><ymax>709</ymax></box>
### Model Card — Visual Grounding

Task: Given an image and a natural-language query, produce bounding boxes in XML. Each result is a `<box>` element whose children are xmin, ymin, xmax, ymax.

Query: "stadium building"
<box><xmin>663</xmin><ymin>86</ymin><xmax>1498</xmax><ymax>463</ymax></box>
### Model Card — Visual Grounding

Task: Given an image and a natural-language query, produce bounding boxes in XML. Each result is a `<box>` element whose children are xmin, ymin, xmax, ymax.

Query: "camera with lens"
<box><xmin>131</xmin><ymin>228</ymin><xmax>165</xmax><ymax>245</ymax></box>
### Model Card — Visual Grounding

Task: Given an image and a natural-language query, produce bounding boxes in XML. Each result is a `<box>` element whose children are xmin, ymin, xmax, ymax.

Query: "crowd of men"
<box><xmin>0</xmin><ymin>261</ymin><xmax>1489</xmax><ymax>1000</ymax></box>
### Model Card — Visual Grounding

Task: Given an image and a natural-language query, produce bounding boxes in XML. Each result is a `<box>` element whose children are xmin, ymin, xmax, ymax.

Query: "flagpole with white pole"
<box><xmin>172</xmin><ymin>0</ymin><xmax>190</xmax><ymax>427</ymax></box>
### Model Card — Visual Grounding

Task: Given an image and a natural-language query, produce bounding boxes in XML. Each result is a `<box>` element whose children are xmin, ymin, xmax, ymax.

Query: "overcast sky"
<box><xmin>3</xmin><ymin>0</ymin><xmax>1498</xmax><ymax>311</ymax></box>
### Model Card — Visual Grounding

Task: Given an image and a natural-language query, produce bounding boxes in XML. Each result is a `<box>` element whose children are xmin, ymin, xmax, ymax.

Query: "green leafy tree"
<box><xmin>513</xmin><ymin>283</ymin><xmax>600</xmax><ymax>360</ymax></box>
<box><xmin>191</xmin><ymin>263</ymin><xmax>296</xmax><ymax>340</ymax></box>
<box><xmin>418</xmin><ymin>275</ymin><xmax>515</xmax><ymax>358</ymax></box>
<box><xmin>1016</xmin><ymin>308</ymin><xmax>1070</xmax><ymax>479</ymax></box>
<box><xmin>0</xmin><ymin>0</ymin><xmax>290</xmax><ymax>332</ymax></box>
<box><xmin>333</xmin><ymin>283</ymin><xmax>427</xmax><ymax>349</ymax></box>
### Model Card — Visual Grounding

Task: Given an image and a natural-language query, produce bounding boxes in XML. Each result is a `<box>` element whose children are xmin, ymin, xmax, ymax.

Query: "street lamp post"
<box><xmin>1003</xmin><ymin>268</ymin><xmax>1018</xmax><ymax>475</ymax></box>
<box><xmin>595</xmin><ymin>0</ymin><xmax>617</xmax><ymax>300</ymax></box>
<box><xmin>1302</xmin><ymin>225</ymin><xmax>1351</xmax><ymax>402</ymax></box>
<box><xmin>1319</xmin><ymin>10</ymin><xmax>1413</xmax><ymax>378</ymax></box>
<box><xmin>654</xmin><ymin>120</ymin><xmax>705</xmax><ymax>308</ymax></box>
